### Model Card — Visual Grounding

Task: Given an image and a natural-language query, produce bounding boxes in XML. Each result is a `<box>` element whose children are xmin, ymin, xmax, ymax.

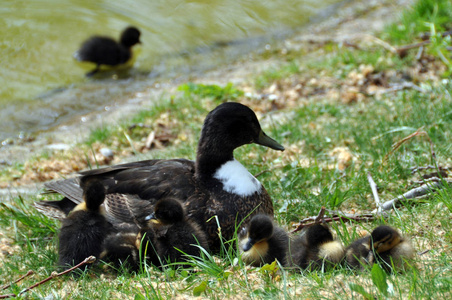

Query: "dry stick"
<box><xmin>411</xmin><ymin>177</ymin><xmax>452</xmax><ymax>185</ymax></box>
<box><xmin>395</xmin><ymin>40</ymin><xmax>430</xmax><ymax>56</ymax></box>
<box><xmin>376</xmin><ymin>181</ymin><xmax>451</xmax><ymax>212</ymax></box>
<box><xmin>383</xmin><ymin>127</ymin><xmax>436</xmax><ymax>164</ymax></box>
<box><xmin>314</xmin><ymin>206</ymin><xmax>326</xmax><ymax>224</ymax></box>
<box><xmin>291</xmin><ymin>213</ymin><xmax>376</xmax><ymax>233</ymax></box>
<box><xmin>419</xmin><ymin>30</ymin><xmax>452</xmax><ymax>40</ymax></box>
<box><xmin>415</xmin><ymin>45</ymin><xmax>424</xmax><ymax>60</ymax></box>
<box><xmin>368</xmin><ymin>82</ymin><xmax>426</xmax><ymax>95</ymax></box>
<box><xmin>367</xmin><ymin>172</ymin><xmax>381</xmax><ymax>214</ymax></box>
<box><xmin>0</xmin><ymin>271</ymin><xmax>34</xmax><ymax>291</ymax></box>
<box><xmin>0</xmin><ymin>256</ymin><xmax>96</xmax><ymax>299</ymax></box>
<box><xmin>411</xmin><ymin>165</ymin><xmax>451</xmax><ymax>174</ymax></box>
<box><xmin>363</xmin><ymin>34</ymin><xmax>398</xmax><ymax>54</ymax></box>
<box><xmin>418</xmin><ymin>249</ymin><xmax>430</xmax><ymax>256</ymax></box>
<box><xmin>254</xmin><ymin>169</ymin><xmax>271</xmax><ymax>178</ymax></box>
<box><xmin>18</xmin><ymin>256</ymin><xmax>96</xmax><ymax>297</ymax></box>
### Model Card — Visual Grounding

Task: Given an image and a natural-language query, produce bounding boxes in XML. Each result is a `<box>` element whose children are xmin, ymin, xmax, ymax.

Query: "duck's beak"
<box><xmin>257</xmin><ymin>130</ymin><xmax>285</xmax><ymax>151</ymax></box>
<box><xmin>242</xmin><ymin>238</ymin><xmax>255</xmax><ymax>252</ymax></box>
<box><xmin>145</xmin><ymin>212</ymin><xmax>160</xmax><ymax>224</ymax></box>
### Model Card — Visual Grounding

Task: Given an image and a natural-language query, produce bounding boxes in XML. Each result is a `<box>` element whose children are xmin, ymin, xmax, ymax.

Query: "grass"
<box><xmin>1</xmin><ymin>0</ymin><xmax>452</xmax><ymax>298</ymax></box>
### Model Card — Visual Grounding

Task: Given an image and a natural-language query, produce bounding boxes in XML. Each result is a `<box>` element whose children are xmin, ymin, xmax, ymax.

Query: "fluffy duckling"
<box><xmin>141</xmin><ymin>198</ymin><xmax>209</xmax><ymax>268</ymax></box>
<box><xmin>100</xmin><ymin>224</ymin><xmax>142</xmax><ymax>272</ymax></box>
<box><xmin>74</xmin><ymin>26</ymin><xmax>141</xmax><ymax>76</ymax></box>
<box><xmin>37</xmin><ymin>102</ymin><xmax>285</xmax><ymax>253</ymax></box>
<box><xmin>345</xmin><ymin>225</ymin><xmax>414</xmax><ymax>272</ymax></box>
<box><xmin>238</xmin><ymin>214</ymin><xmax>289</xmax><ymax>267</ymax></box>
<box><xmin>290</xmin><ymin>224</ymin><xmax>344</xmax><ymax>271</ymax></box>
<box><xmin>58</xmin><ymin>180</ymin><xmax>112</xmax><ymax>270</ymax></box>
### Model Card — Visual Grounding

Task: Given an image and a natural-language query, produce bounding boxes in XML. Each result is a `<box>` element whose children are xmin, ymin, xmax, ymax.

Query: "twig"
<box><xmin>254</xmin><ymin>169</ymin><xmax>271</xmax><ymax>178</ymax></box>
<box><xmin>145</xmin><ymin>131</ymin><xmax>156</xmax><ymax>149</ymax></box>
<box><xmin>395</xmin><ymin>40</ymin><xmax>430</xmax><ymax>57</ymax></box>
<box><xmin>383</xmin><ymin>127</ymin><xmax>436</xmax><ymax>164</ymax></box>
<box><xmin>363</xmin><ymin>34</ymin><xmax>398</xmax><ymax>54</ymax></box>
<box><xmin>418</xmin><ymin>249</ymin><xmax>430</xmax><ymax>256</ymax></box>
<box><xmin>291</xmin><ymin>212</ymin><xmax>376</xmax><ymax>233</ymax></box>
<box><xmin>368</xmin><ymin>82</ymin><xmax>425</xmax><ymax>95</ymax></box>
<box><xmin>375</xmin><ymin>181</ymin><xmax>452</xmax><ymax>212</ymax></box>
<box><xmin>0</xmin><ymin>271</ymin><xmax>34</xmax><ymax>291</ymax></box>
<box><xmin>411</xmin><ymin>165</ymin><xmax>451</xmax><ymax>174</ymax></box>
<box><xmin>419</xmin><ymin>30</ymin><xmax>452</xmax><ymax>40</ymax></box>
<box><xmin>415</xmin><ymin>45</ymin><xmax>424</xmax><ymax>60</ymax></box>
<box><xmin>367</xmin><ymin>172</ymin><xmax>381</xmax><ymax>213</ymax></box>
<box><xmin>314</xmin><ymin>207</ymin><xmax>326</xmax><ymax>223</ymax></box>
<box><xmin>411</xmin><ymin>177</ymin><xmax>452</xmax><ymax>185</ymax></box>
<box><xmin>18</xmin><ymin>256</ymin><xmax>96</xmax><ymax>296</ymax></box>
<box><xmin>0</xmin><ymin>256</ymin><xmax>96</xmax><ymax>299</ymax></box>
<box><xmin>128</xmin><ymin>123</ymin><xmax>152</xmax><ymax>130</ymax></box>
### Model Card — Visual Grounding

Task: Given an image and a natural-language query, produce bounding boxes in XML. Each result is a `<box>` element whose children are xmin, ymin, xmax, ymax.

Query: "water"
<box><xmin>0</xmin><ymin>0</ymin><xmax>340</xmax><ymax>141</ymax></box>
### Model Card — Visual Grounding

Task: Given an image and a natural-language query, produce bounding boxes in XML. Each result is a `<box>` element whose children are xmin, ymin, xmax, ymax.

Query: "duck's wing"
<box><xmin>104</xmin><ymin>193</ymin><xmax>155</xmax><ymax>227</ymax></box>
<box><xmin>35</xmin><ymin>159</ymin><xmax>196</xmax><ymax>222</ymax></box>
<box><xmin>34</xmin><ymin>177</ymin><xmax>84</xmax><ymax>220</ymax></box>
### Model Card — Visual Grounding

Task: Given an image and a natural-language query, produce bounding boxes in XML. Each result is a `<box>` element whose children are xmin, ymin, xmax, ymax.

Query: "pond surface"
<box><xmin>0</xmin><ymin>0</ymin><xmax>340</xmax><ymax>142</ymax></box>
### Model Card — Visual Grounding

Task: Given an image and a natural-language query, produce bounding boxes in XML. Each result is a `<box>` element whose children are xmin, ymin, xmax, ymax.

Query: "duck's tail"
<box><xmin>34</xmin><ymin>177</ymin><xmax>83</xmax><ymax>219</ymax></box>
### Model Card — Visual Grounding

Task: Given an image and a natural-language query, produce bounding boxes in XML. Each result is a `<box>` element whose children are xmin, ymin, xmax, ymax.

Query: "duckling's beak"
<box><xmin>242</xmin><ymin>238</ymin><xmax>255</xmax><ymax>252</ymax></box>
<box><xmin>145</xmin><ymin>212</ymin><xmax>160</xmax><ymax>225</ymax></box>
<box><xmin>257</xmin><ymin>131</ymin><xmax>285</xmax><ymax>151</ymax></box>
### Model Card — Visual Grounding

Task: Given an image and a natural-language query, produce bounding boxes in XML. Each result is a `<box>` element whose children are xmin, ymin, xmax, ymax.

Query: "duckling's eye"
<box><xmin>239</xmin><ymin>227</ymin><xmax>247</xmax><ymax>236</ymax></box>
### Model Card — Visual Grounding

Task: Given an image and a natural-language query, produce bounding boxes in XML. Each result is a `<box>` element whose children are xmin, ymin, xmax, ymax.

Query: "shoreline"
<box><xmin>0</xmin><ymin>0</ymin><xmax>412</xmax><ymax>194</ymax></box>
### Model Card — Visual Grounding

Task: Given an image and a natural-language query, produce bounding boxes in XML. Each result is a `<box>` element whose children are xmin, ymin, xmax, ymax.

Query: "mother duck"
<box><xmin>36</xmin><ymin>102</ymin><xmax>284</xmax><ymax>252</ymax></box>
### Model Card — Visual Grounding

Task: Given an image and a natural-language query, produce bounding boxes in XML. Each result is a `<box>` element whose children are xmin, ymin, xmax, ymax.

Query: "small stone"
<box><xmin>100</xmin><ymin>148</ymin><xmax>114</xmax><ymax>158</ymax></box>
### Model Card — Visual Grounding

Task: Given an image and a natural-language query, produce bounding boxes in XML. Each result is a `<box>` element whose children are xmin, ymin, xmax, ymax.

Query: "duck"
<box><xmin>238</xmin><ymin>214</ymin><xmax>289</xmax><ymax>267</ymax></box>
<box><xmin>58</xmin><ymin>179</ymin><xmax>113</xmax><ymax>270</ymax></box>
<box><xmin>140</xmin><ymin>198</ymin><xmax>209</xmax><ymax>268</ymax></box>
<box><xmin>35</xmin><ymin>102</ymin><xmax>285</xmax><ymax>253</ymax></box>
<box><xmin>290</xmin><ymin>224</ymin><xmax>344</xmax><ymax>271</ymax></box>
<box><xmin>74</xmin><ymin>26</ymin><xmax>141</xmax><ymax>76</ymax></box>
<box><xmin>345</xmin><ymin>225</ymin><xmax>414</xmax><ymax>272</ymax></box>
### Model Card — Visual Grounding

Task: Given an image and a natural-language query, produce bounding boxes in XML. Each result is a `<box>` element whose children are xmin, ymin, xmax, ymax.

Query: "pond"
<box><xmin>0</xmin><ymin>0</ymin><xmax>341</xmax><ymax>142</ymax></box>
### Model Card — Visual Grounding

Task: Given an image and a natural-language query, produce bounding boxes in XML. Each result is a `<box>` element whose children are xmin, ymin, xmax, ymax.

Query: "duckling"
<box><xmin>238</xmin><ymin>214</ymin><xmax>289</xmax><ymax>267</ymax></box>
<box><xmin>290</xmin><ymin>224</ymin><xmax>344</xmax><ymax>271</ymax></box>
<box><xmin>74</xmin><ymin>26</ymin><xmax>141</xmax><ymax>76</ymax></box>
<box><xmin>345</xmin><ymin>225</ymin><xmax>414</xmax><ymax>272</ymax></box>
<box><xmin>140</xmin><ymin>198</ymin><xmax>209</xmax><ymax>268</ymax></box>
<box><xmin>58</xmin><ymin>180</ymin><xmax>112</xmax><ymax>270</ymax></box>
<box><xmin>100</xmin><ymin>224</ymin><xmax>142</xmax><ymax>272</ymax></box>
<box><xmin>36</xmin><ymin>102</ymin><xmax>285</xmax><ymax>253</ymax></box>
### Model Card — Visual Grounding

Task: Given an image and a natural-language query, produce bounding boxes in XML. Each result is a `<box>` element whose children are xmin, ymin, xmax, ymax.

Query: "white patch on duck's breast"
<box><xmin>213</xmin><ymin>159</ymin><xmax>262</xmax><ymax>196</ymax></box>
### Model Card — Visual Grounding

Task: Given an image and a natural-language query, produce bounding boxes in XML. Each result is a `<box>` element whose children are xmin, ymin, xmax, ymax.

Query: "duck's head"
<box><xmin>304</xmin><ymin>224</ymin><xmax>334</xmax><ymax>247</ymax></box>
<box><xmin>198</xmin><ymin>102</ymin><xmax>285</xmax><ymax>156</ymax></box>
<box><xmin>81</xmin><ymin>179</ymin><xmax>106</xmax><ymax>211</ymax></box>
<box><xmin>120</xmin><ymin>26</ymin><xmax>141</xmax><ymax>48</ymax></box>
<box><xmin>145</xmin><ymin>198</ymin><xmax>184</xmax><ymax>226</ymax></box>
<box><xmin>370</xmin><ymin>225</ymin><xmax>402</xmax><ymax>253</ymax></box>
<box><xmin>241</xmin><ymin>214</ymin><xmax>274</xmax><ymax>252</ymax></box>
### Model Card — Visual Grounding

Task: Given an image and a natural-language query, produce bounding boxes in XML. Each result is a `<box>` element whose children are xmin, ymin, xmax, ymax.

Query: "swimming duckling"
<box><xmin>290</xmin><ymin>224</ymin><xmax>344</xmax><ymax>271</ymax></box>
<box><xmin>345</xmin><ymin>225</ymin><xmax>414</xmax><ymax>272</ymax></box>
<box><xmin>140</xmin><ymin>198</ymin><xmax>209</xmax><ymax>268</ymax></box>
<box><xmin>36</xmin><ymin>102</ymin><xmax>285</xmax><ymax>253</ymax></box>
<box><xmin>74</xmin><ymin>26</ymin><xmax>141</xmax><ymax>76</ymax></box>
<box><xmin>238</xmin><ymin>214</ymin><xmax>289</xmax><ymax>267</ymax></box>
<box><xmin>58</xmin><ymin>180</ymin><xmax>112</xmax><ymax>270</ymax></box>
